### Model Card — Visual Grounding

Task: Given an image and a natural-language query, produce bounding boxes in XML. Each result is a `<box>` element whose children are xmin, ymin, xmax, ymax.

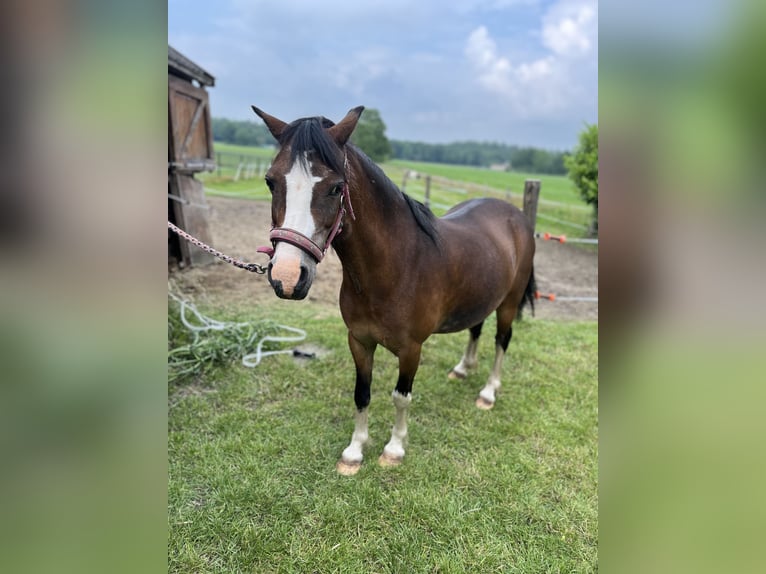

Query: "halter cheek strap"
<box><xmin>323</xmin><ymin>182</ymin><xmax>355</xmax><ymax>250</ymax></box>
<box><xmin>257</xmin><ymin>161</ymin><xmax>355</xmax><ymax>263</ymax></box>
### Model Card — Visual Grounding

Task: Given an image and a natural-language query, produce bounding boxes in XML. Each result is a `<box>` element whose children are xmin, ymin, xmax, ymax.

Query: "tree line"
<box><xmin>212</xmin><ymin>118</ymin><xmax>273</xmax><ymax>147</ymax></box>
<box><xmin>212</xmin><ymin>116</ymin><xmax>568</xmax><ymax>175</ymax></box>
<box><xmin>389</xmin><ymin>140</ymin><xmax>567</xmax><ymax>175</ymax></box>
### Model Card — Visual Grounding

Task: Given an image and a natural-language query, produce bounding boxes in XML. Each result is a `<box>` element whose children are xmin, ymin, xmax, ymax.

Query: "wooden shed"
<box><xmin>168</xmin><ymin>45</ymin><xmax>216</xmax><ymax>267</ymax></box>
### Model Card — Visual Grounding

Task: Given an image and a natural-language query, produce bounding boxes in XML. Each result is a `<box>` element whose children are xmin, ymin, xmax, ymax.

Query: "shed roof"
<box><xmin>168</xmin><ymin>45</ymin><xmax>215</xmax><ymax>87</ymax></box>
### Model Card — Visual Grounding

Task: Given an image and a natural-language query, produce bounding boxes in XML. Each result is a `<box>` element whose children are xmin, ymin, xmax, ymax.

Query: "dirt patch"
<box><xmin>170</xmin><ymin>196</ymin><xmax>597</xmax><ymax>321</ymax></box>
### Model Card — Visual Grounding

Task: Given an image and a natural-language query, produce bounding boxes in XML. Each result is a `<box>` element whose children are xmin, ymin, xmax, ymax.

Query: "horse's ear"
<box><xmin>251</xmin><ymin>106</ymin><xmax>288</xmax><ymax>139</ymax></box>
<box><xmin>328</xmin><ymin>106</ymin><xmax>365</xmax><ymax>146</ymax></box>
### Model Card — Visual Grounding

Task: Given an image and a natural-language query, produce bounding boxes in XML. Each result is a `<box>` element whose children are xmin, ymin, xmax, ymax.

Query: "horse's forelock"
<box><xmin>281</xmin><ymin>117</ymin><xmax>344</xmax><ymax>175</ymax></box>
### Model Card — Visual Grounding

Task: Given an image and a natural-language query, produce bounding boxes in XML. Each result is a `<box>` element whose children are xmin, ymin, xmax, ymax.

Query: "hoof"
<box><xmin>448</xmin><ymin>369</ymin><xmax>466</xmax><ymax>380</ymax></box>
<box><xmin>378</xmin><ymin>452</ymin><xmax>403</xmax><ymax>467</ymax></box>
<box><xmin>336</xmin><ymin>460</ymin><xmax>362</xmax><ymax>476</ymax></box>
<box><xmin>475</xmin><ymin>396</ymin><xmax>495</xmax><ymax>410</ymax></box>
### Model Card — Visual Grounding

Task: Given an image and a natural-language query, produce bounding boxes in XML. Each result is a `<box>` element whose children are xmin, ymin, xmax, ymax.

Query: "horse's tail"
<box><xmin>517</xmin><ymin>265</ymin><xmax>536</xmax><ymax>319</ymax></box>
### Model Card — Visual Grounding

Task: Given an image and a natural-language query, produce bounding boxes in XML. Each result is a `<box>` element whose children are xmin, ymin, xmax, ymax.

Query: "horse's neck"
<box><xmin>333</xmin><ymin>153</ymin><xmax>413</xmax><ymax>277</ymax></box>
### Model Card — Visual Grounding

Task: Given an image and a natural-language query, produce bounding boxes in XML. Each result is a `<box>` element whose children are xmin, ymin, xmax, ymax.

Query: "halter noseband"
<box><xmin>257</xmin><ymin>152</ymin><xmax>355</xmax><ymax>263</ymax></box>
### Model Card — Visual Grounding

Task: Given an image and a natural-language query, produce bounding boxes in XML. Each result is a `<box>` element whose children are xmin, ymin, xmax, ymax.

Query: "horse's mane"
<box><xmin>279</xmin><ymin>116</ymin><xmax>439</xmax><ymax>245</ymax></box>
<box><xmin>353</xmin><ymin>150</ymin><xmax>440</xmax><ymax>245</ymax></box>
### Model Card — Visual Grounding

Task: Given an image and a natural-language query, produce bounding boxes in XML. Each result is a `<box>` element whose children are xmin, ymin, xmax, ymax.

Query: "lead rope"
<box><xmin>169</xmin><ymin>292</ymin><xmax>310</xmax><ymax>368</ymax></box>
<box><xmin>168</xmin><ymin>221</ymin><xmax>270</xmax><ymax>274</ymax></box>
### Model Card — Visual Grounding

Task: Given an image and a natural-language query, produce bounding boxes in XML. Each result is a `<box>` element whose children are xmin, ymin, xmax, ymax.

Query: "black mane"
<box><xmin>279</xmin><ymin>116</ymin><xmax>439</xmax><ymax>245</ymax></box>
<box><xmin>403</xmin><ymin>193</ymin><xmax>440</xmax><ymax>246</ymax></box>
<box><xmin>353</xmin><ymin>148</ymin><xmax>440</xmax><ymax>246</ymax></box>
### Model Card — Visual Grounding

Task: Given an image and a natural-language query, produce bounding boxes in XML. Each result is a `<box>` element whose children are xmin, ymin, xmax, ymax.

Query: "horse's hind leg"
<box><xmin>448</xmin><ymin>322</ymin><xmax>484</xmax><ymax>380</ymax></box>
<box><xmin>337</xmin><ymin>334</ymin><xmax>376</xmax><ymax>476</ymax></box>
<box><xmin>476</xmin><ymin>300</ymin><xmax>516</xmax><ymax>410</ymax></box>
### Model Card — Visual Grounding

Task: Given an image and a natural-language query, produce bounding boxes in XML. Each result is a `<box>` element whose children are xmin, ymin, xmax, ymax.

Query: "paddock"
<box><xmin>168</xmin><ymin>187</ymin><xmax>597</xmax><ymax>571</ymax></box>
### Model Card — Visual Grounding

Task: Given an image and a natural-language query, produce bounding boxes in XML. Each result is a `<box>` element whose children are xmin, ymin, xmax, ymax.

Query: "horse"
<box><xmin>252</xmin><ymin>105</ymin><xmax>536</xmax><ymax>475</ymax></box>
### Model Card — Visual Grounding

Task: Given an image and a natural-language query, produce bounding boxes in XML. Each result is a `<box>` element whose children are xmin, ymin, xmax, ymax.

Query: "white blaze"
<box><xmin>277</xmin><ymin>158</ymin><xmax>322</xmax><ymax>260</ymax></box>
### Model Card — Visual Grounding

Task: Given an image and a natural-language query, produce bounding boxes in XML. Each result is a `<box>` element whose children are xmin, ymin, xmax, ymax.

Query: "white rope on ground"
<box><xmin>168</xmin><ymin>292</ymin><xmax>307</xmax><ymax>368</ymax></box>
<box><xmin>242</xmin><ymin>325</ymin><xmax>307</xmax><ymax>367</ymax></box>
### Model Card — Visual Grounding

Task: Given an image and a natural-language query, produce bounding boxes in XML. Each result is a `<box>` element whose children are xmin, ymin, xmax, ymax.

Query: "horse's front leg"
<box><xmin>379</xmin><ymin>342</ymin><xmax>422</xmax><ymax>467</ymax></box>
<box><xmin>336</xmin><ymin>333</ymin><xmax>376</xmax><ymax>476</ymax></box>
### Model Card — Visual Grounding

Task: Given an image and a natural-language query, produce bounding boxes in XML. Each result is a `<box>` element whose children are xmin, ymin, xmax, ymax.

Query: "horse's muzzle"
<box><xmin>267</xmin><ymin>259</ymin><xmax>314</xmax><ymax>300</ymax></box>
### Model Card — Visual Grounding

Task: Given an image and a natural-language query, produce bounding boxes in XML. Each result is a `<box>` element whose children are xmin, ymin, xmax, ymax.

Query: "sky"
<box><xmin>168</xmin><ymin>0</ymin><xmax>597</xmax><ymax>151</ymax></box>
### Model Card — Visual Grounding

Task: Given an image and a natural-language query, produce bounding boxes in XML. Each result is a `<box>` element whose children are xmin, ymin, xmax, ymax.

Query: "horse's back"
<box><xmin>440</xmin><ymin>197</ymin><xmax>533</xmax><ymax>249</ymax></box>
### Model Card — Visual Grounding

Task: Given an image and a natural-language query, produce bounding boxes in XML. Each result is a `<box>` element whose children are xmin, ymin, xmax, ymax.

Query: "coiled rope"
<box><xmin>168</xmin><ymin>292</ymin><xmax>307</xmax><ymax>368</ymax></box>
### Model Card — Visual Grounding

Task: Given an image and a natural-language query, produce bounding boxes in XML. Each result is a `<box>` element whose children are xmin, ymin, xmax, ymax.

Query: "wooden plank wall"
<box><xmin>168</xmin><ymin>174</ymin><xmax>215</xmax><ymax>267</ymax></box>
<box><xmin>168</xmin><ymin>74</ymin><xmax>215</xmax><ymax>267</ymax></box>
<box><xmin>168</xmin><ymin>75</ymin><xmax>214</xmax><ymax>163</ymax></box>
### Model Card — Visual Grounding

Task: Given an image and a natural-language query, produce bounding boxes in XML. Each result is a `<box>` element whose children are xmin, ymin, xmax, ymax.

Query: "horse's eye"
<box><xmin>264</xmin><ymin>177</ymin><xmax>275</xmax><ymax>193</ymax></box>
<box><xmin>328</xmin><ymin>183</ymin><xmax>343</xmax><ymax>197</ymax></box>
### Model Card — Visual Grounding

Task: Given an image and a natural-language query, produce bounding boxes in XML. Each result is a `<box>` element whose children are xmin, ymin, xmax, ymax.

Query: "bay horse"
<box><xmin>252</xmin><ymin>105</ymin><xmax>536</xmax><ymax>475</ymax></box>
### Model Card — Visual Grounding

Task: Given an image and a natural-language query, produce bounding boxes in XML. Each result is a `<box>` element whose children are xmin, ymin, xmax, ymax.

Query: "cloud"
<box><xmin>464</xmin><ymin>0</ymin><xmax>597</xmax><ymax>119</ymax></box>
<box><xmin>542</xmin><ymin>0</ymin><xmax>597</xmax><ymax>56</ymax></box>
<box><xmin>170</xmin><ymin>0</ymin><xmax>597</xmax><ymax>147</ymax></box>
<box><xmin>465</xmin><ymin>26</ymin><xmax>561</xmax><ymax>116</ymax></box>
<box><xmin>455</xmin><ymin>0</ymin><xmax>539</xmax><ymax>12</ymax></box>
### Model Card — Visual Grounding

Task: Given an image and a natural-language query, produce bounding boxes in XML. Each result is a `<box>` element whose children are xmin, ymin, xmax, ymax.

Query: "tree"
<box><xmin>565</xmin><ymin>124</ymin><xmax>598</xmax><ymax>233</ymax></box>
<box><xmin>211</xmin><ymin>118</ymin><xmax>272</xmax><ymax>146</ymax></box>
<box><xmin>351</xmin><ymin>108</ymin><xmax>392</xmax><ymax>162</ymax></box>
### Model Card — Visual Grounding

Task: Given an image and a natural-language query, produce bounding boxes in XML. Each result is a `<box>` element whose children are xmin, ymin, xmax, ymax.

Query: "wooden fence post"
<box><xmin>217</xmin><ymin>152</ymin><xmax>221</xmax><ymax>178</ymax></box>
<box><xmin>523</xmin><ymin>179</ymin><xmax>540</xmax><ymax>231</ymax></box>
<box><xmin>424</xmin><ymin>175</ymin><xmax>431</xmax><ymax>208</ymax></box>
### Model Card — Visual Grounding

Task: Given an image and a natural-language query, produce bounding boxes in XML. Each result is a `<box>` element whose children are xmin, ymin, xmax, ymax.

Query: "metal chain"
<box><xmin>168</xmin><ymin>221</ymin><xmax>268</xmax><ymax>274</ymax></box>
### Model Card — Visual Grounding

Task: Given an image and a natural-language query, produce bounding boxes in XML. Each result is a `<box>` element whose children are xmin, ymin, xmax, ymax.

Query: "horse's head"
<box><xmin>253</xmin><ymin>105</ymin><xmax>364</xmax><ymax>300</ymax></box>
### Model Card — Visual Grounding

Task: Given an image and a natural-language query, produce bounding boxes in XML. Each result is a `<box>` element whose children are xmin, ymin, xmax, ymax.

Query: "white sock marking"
<box><xmin>341</xmin><ymin>408</ymin><xmax>369</xmax><ymax>464</ymax></box>
<box><xmin>479</xmin><ymin>344</ymin><xmax>505</xmax><ymax>404</ymax></box>
<box><xmin>383</xmin><ymin>390</ymin><xmax>412</xmax><ymax>460</ymax></box>
<box><xmin>453</xmin><ymin>336</ymin><xmax>479</xmax><ymax>376</ymax></box>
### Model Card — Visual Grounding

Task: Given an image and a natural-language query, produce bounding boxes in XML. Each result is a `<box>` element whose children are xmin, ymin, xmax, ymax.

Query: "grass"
<box><xmin>387</xmin><ymin>159</ymin><xmax>581</xmax><ymax>206</ymax></box>
<box><xmin>168</xmin><ymin>302</ymin><xmax>598</xmax><ymax>573</ymax></box>
<box><xmin>198</xmin><ymin>143</ymin><xmax>276</xmax><ymax>200</ymax></box>
<box><xmin>213</xmin><ymin>142</ymin><xmax>278</xmax><ymax>159</ymax></box>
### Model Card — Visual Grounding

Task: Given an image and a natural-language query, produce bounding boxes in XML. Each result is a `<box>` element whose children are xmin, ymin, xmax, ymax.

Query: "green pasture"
<box><xmin>213</xmin><ymin>142</ymin><xmax>278</xmax><ymax>159</ymax></box>
<box><xmin>168</xmin><ymin>298</ymin><xmax>598</xmax><ymax>573</ymax></box>
<box><xmin>387</xmin><ymin>160</ymin><xmax>579</xmax><ymax>205</ymax></box>
<box><xmin>200</xmin><ymin>142</ymin><xmax>595</xmax><ymax>240</ymax></box>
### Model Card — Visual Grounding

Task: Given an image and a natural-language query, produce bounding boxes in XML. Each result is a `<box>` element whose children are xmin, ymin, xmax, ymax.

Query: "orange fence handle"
<box><xmin>539</xmin><ymin>232</ymin><xmax>566</xmax><ymax>243</ymax></box>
